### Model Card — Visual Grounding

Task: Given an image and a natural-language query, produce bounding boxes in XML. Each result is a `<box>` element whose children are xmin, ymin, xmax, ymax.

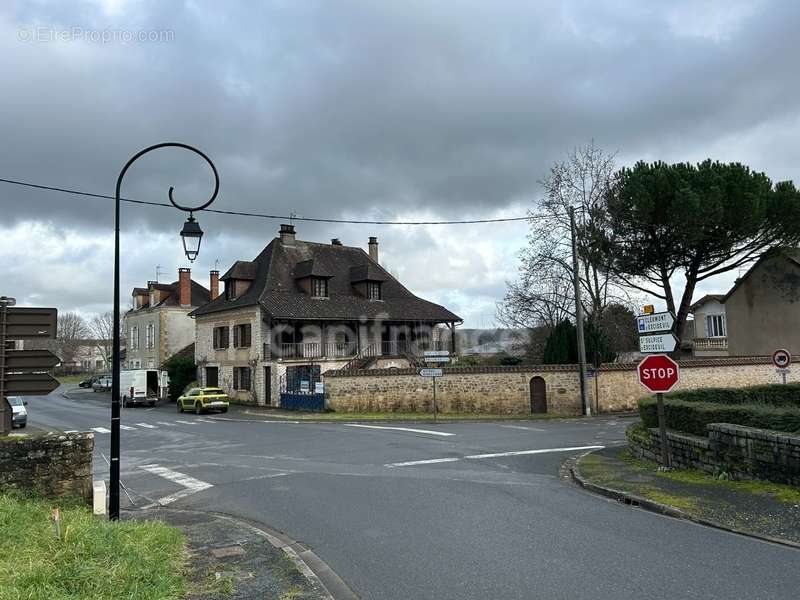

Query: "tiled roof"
<box><xmin>190</xmin><ymin>236</ymin><xmax>461</xmax><ymax>323</ymax></box>
<box><xmin>350</xmin><ymin>263</ymin><xmax>388</xmax><ymax>282</ymax></box>
<box><xmin>128</xmin><ymin>279</ymin><xmax>210</xmax><ymax>311</ymax></box>
<box><xmin>294</xmin><ymin>259</ymin><xmax>334</xmax><ymax>279</ymax></box>
<box><xmin>221</xmin><ymin>260</ymin><xmax>258</xmax><ymax>281</ymax></box>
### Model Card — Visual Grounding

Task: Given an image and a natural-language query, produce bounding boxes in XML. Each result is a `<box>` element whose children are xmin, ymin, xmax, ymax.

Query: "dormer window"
<box><xmin>368</xmin><ymin>282</ymin><xmax>382</xmax><ymax>300</ymax></box>
<box><xmin>225</xmin><ymin>281</ymin><xmax>235</xmax><ymax>300</ymax></box>
<box><xmin>312</xmin><ymin>278</ymin><xmax>328</xmax><ymax>298</ymax></box>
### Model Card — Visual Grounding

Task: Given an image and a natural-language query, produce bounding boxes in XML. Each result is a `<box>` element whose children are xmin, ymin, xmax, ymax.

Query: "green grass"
<box><xmin>56</xmin><ymin>375</ymin><xmax>85</xmax><ymax>385</ymax></box>
<box><xmin>244</xmin><ymin>409</ymin><xmax>573</xmax><ymax>421</ymax></box>
<box><xmin>0</xmin><ymin>493</ymin><xmax>187</xmax><ymax>600</ymax></box>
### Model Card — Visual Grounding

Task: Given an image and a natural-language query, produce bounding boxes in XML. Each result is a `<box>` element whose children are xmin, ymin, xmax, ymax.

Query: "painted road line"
<box><xmin>156</xmin><ymin>421</ymin><xmax>177</xmax><ymax>426</ymax></box>
<box><xmin>345</xmin><ymin>424</ymin><xmax>455</xmax><ymax>437</ymax></box>
<box><xmin>386</xmin><ymin>445</ymin><xmax>605</xmax><ymax>468</ymax></box>
<box><xmin>176</xmin><ymin>420</ymin><xmax>199</xmax><ymax>425</ymax></box>
<box><xmin>500</xmin><ymin>425</ymin><xmax>547</xmax><ymax>432</ymax></box>
<box><xmin>386</xmin><ymin>457</ymin><xmax>462</xmax><ymax>468</ymax></box>
<box><xmin>465</xmin><ymin>446</ymin><xmax>604</xmax><ymax>460</ymax></box>
<box><xmin>90</xmin><ymin>427</ymin><xmax>111</xmax><ymax>434</ymax></box>
<box><xmin>120</xmin><ymin>425</ymin><xmax>136</xmax><ymax>430</ymax></box>
<box><xmin>135</xmin><ymin>422</ymin><xmax>157</xmax><ymax>429</ymax></box>
<box><xmin>64</xmin><ymin>430</ymin><xmax>77</xmax><ymax>433</ymax></box>
<box><xmin>138</xmin><ymin>464</ymin><xmax>213</xmax><ymax>508</ymax></box>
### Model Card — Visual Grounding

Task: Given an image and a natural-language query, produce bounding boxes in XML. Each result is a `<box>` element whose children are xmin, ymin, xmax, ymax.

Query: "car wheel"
<box><xmin>194</xmin><ymin>402</ymin><xmax>202</xmax><ymax>415</ymax></box>
<box><xmin>221</xmin><ymin>407</ymin><xmax>228</xmax><ymax>413</ymax></box>
<box><xmin>149</xmin><ymin>401</ymin><xmax>156</xmax><ymax>407</ymax></box>
<box><xmin>20</xmin><ymin>423</ymin><xmax>26</xmax><ymax>429</ymax></box>
<box><xmin>177</xmin><ymin>401</ymin><xmax>184</xmax><ymax>413</ymax></box>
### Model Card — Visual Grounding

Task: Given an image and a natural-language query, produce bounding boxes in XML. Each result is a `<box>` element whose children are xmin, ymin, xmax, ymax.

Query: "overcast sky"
<box><xmin>2</xmin><ymin>0</ymin><xmax>799</xmax><ymax>327</ymax></box>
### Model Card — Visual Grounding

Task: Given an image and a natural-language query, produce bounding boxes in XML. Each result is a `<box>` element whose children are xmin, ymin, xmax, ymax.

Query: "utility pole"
<box><xmin>569</xmin><ymin>207</ymin><xmax>590</xmax><ymax>416</ymax></box>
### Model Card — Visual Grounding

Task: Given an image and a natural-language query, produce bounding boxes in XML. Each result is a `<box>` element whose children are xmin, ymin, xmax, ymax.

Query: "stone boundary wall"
<box><xmin>0</xmin><ymin>432</ymin><xmax>94</xmax><ymax>503</ymax></box>
<box><xmin>626</xmin><ymin>423</ymin><xmax>800</xmax><ymax>486</ymax></box>
<box><xmin>324</xmin><ymin>356</ymin><xmax>795</xmax><ymax>415</ymax></box>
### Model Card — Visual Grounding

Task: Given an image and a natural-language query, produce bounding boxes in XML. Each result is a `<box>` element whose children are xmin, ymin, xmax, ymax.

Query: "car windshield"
<box><xmin>205</xmin><ymin>388</ymin><xmax>224</xmax><ymax>394</ymax></box>
<box><xmin>7</xmin><ymin>397</ymin><xmax>22</xmax><ymax>406</ymax></box>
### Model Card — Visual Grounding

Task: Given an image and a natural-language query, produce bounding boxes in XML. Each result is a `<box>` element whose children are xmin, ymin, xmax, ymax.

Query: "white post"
<box><xmin>93</xmin><ymin>480</ymin><xmax>108</xmax><ymax>516</ymax></box>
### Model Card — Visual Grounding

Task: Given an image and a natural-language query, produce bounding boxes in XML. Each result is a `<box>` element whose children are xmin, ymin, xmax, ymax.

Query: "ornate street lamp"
<box><xmin>110</xmin><ymin>142</ymin><xmax>219</xmax><ymax>520</ymax></box>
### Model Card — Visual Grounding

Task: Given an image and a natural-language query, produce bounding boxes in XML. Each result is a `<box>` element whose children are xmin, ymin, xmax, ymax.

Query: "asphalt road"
<box><xmin>23</xmin><ymin>388</ymin><xmax>800</xmax><ymax>600</ymax></box>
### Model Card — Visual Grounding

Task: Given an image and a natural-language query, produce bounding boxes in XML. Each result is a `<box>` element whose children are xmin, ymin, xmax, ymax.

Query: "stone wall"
<box><xmin>325</xmin><ymin>356</ymin><xmax>796</xmax><ymax>415</ymax></box>
<box><xmin>627</xmin><ymin>423</ymin><xmax>800</xmax><ymax>486</ymax></box>
<box><xmin>0</xmin><ymin>432</ymin><xmax>94</xmax><ymax>503</ymax></box>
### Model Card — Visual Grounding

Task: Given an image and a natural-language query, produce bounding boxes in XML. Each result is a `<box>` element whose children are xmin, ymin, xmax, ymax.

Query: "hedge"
<box><xmin>660</xmin><ymin>384</ymin><xmax>800</xmax><ymax>408</ymax></box>
<box><xmin>639</xmin><ymin>397</ymin><xmax>800</xmax><ymax>436</ymax></box>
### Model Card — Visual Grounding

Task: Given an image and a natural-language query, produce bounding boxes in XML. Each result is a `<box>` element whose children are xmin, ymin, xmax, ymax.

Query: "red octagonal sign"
<box><xmin>637</xmin><ymin>354</ymin><xmax>680</xmax><ymax>393</ymax></box>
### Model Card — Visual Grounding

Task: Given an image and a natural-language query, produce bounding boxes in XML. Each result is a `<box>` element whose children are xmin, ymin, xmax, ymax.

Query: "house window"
<box><xmin>233</xmin><ymin>366</ymin><xmax>251</xmax><ymax>391</ymax></box>
<box><xmin>233</xmin><ymin>324</ymin><xmax>252</xmax><ymax>348</ymax></box>
<box><xmin>705</xmin><ymin>314</ymin><xmax>726</xmax><ymax>338</ymax></box>
<box><xmin>146</xmin><ymin>322</ymin><xmax>155</xmax><ymax>349</ymax></box>
<box><xmin>368</xmin><ymin>282</ymin><xmax>381</xmax><ymax>300</ymax></box>
<box><xmin>147</xmin><ymin>358</ymin><xmax>155</xmax><ymax>368</ymax></box>
<box><xmin>312</xmin><ymin>278</ymin><xmax>328</xmax><ymax>298</ymax></box>
<box><xmin>129</xmin><ymin>326</ymin><xmax>139</xmax><ymax>350</ymax></box>
<box><xmin>225</xmin><ymin>281</ymin><xmax>236</xmax><ymax>300</ymax></box>
<box><xmin>213</xmin><ymin>326</ymin><xmax>230</xmax><ymax>349</ymax></box>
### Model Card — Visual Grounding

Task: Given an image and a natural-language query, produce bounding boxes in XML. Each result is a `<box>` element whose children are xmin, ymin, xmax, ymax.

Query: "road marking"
<box><xmin>64</xmin><ymin>430</ymin><xmax>77</xmax><ymax>433</ymax></box>
<box><xmin>90</xmin><ymin>427</ymin><xmax>111</xmax><ymax>434</ymax></box>
<box><xmin>465</xmin><ymin>446</ymin><xmax>604</xmax><ymax>459</ymax></box>
<box><xmin>135</xmin><ymin>422</ymin><xmax>157</xmax><ymax>429</ymax></box>
<box><xmin>120</xmin><ymin>425</ymin><xmax>136</xmax><ymax>430</ymax></box>
<box><xmin>156</xmin><ymin>421</ymin><xmax>177</xmax><ymax>426</ymax></box>
<box><xmin>176</xmin><ymin>420</ymin><xmax>199</xmax><ymax>425</ymax></box>
<box><xmin>500</xmin><ymin>425</ymin><xmax>547</xmax><ymax>432</ymax></box>
<box><xmin>344</xmin><ymin>424</ymin><xmax>455</xmax><ymax>437</ymax></box>
<box><xmin>386</xmin><ymin>445</ymin><xmax>605</xmax><ymax>468</ymax></box>
<box><xmin>386</xmin><ymin>457</ymin><xmax>462</xmax><ymax>467</ymax></box>
<box><xmin>138</xmin><ymin>464</ymin><xmax>213</xmax><ymax>508</ymax></box>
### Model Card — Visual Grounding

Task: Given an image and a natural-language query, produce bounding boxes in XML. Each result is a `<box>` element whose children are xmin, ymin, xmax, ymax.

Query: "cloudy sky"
<box><xmin>2</xmin><ymin>0</ymin><xmax>799</xmax><ymax>327</ymax></box>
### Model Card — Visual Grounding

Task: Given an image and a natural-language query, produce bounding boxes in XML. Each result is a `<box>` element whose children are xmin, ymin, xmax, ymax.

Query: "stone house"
<box><xmin>724</xmin><ymin>248</ymin><xmax>800</xmax><ymax>356</ymax></box>
<box><xmin>123</xmin><ymin>268</ymin><xmax>212</xmax><ymax>369</ymax></box>
<box><xmin>25</xmin><ymin>338</ymin><xmax>112</xmax><ymax>374</ymax></box>
<box><xmin>190</xmin><ymin>224</ymin><xmax>461</xmax><ymax>405</ymax></box>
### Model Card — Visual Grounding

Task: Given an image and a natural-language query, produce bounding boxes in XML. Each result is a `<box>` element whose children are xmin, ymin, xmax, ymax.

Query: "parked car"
<box><xmin>177</xmin><ymin>387</ymin><xmax>230</xmax><ymax>414</ymax></box>
<box><xmin>7</xmin><ymin>397</ymin><xmax>27</xmax><ymax>428</ymax></box>
<box><xmin>119</xmin><ymin>369</ymin><xmax>168</xmax><ymax>408</ymax></box>
<box><xmin>92</xmin><ymin>376</ymin><xmax>112</xmax><ymax>392</ymax></box>
<box><xmin>79</xmin><ymin>376</ymin><xmax>97</xmax><ymax>388</ymax></box>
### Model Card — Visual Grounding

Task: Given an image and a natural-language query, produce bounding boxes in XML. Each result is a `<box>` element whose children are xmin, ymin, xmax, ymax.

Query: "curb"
<box><xmin>237</xmin><ymin>410</ymin><xmax>630</xmax><ymax>425</ymax></box>
<box><xmin>127</xmin><ymin>507</ymin><xmax>358</xmax><ymax>600</ymax></box>
<box><xmin>569</xmin><ymin>451</ymin><xmax>800</xmax><ymax>551</ymax></box>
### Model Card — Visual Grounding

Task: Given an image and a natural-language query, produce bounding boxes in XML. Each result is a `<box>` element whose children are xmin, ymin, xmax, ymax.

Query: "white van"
<box><xmin>119</xmin><ymin>369</ymin><xmax>169</xmax><ymax>408</ymax></box>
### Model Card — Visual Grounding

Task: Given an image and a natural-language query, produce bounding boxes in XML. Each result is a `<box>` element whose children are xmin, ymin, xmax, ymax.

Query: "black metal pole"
<box><xmin>110</xmin><ymin>143</ymin><xmax>219</xmax><ymax>521</ymax></box>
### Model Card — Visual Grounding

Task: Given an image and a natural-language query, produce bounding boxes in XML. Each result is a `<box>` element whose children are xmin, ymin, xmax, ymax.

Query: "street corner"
<box><xmin>125</xmin><ymin>507</ymin><xmax>352</xmax><ymax>600</ymax></box>
<box><xmin>570</xmin><ymin>445</ymin><xmax>800</xmax><ymax>549</ymax></box>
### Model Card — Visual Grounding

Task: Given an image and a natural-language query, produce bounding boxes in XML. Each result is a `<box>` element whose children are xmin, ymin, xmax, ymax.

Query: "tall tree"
<box><xmin>597</xmin><ymin>160</ymin><xmax>800</xmax><ymax>346</ymax></box>
<box><xmin>499</xmin><ymin>141</ymin><xmax>632</xmax><ymax>332</ymax></box>
<box><xmin>56</xmin><ymin>311</ymin><xmax>88</xmax><ymax>370</ymax></box>
<box><xmin>88</xmin><ymin>311</ymin><xmax>118</xmax><ymax>365</ymax></box>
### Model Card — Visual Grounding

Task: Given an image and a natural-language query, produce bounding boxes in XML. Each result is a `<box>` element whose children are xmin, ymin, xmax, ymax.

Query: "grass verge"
<box><xmin>0</xmin><ymin>493</ymin><xmax>187</xmax><ymax>600</ymax></box>
<box><xmin>56</xmin><ymin>375</ymin><xmax>85</xmax><ymax>385</ymax></box>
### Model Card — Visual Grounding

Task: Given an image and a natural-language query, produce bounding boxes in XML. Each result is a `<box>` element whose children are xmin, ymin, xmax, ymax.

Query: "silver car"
<box><xmin>7</xmin><ymin>396</ymin><xmax>27</xmax><ymax>428</ymax></box>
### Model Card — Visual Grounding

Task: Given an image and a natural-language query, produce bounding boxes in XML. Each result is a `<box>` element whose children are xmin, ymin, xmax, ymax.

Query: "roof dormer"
<box><xmin>221</xmin><ymin>260</ymin><xmax>257</xmax><ymax>301</ymax></box>
<box><xmin>350</xmin><ymin>264</ymin><xmax>387</xmax><ymax>300</ymax></box>
<box><xmin>294</xmin><ymin>259</ymin><xmax>333</xmax><ymax>298</ymax></box>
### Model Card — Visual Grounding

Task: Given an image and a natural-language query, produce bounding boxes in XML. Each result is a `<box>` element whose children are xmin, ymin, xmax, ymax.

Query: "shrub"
<box><xmin>638</xmin><ymin>397</ymin><xmax>800</xmax><ymax>436</ymax></box>
<box><xmin>163</xmin><ymin>355</ymin><xmax>197</xmax><ymax>401</ymax></box>
<box><xmin>662</xmin><ymin>384</ymin><xmax>800</xmax><ymax>408</ymax></box>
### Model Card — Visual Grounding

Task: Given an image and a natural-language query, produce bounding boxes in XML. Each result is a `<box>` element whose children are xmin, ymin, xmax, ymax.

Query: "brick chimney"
<box><xmin>178</xmin><ymin>268</ymin><xmax>191</xmax><ymax>307</ymax></box>
<box><xmin>210</xmin><ymin>270</ymin><xmax>219</xmax><ymax>300</ymax></box>
<box><xmin>331</xmin><ymin>238</ymin><xmax>342</xmax><ymax>245</ymax></box>
<box><xmin>279</xmin><ymin>224</ymin><xmax>296</xmax><ymax>245</ymax></box>
<box><xmin>368</xmin><ymin>236</ymin><xmax>379</xmax><ymax>262</ymax></box>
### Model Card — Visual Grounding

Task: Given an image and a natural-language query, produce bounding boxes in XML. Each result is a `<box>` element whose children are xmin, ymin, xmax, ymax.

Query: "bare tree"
<box><xmin>499</xmin><ymin>141</ymin><xmax>634</xmax><ymax>331</ymax></box>
<box><xmin>88</xmin><ymin>311</ymin><xmax>118</xmax><ymax>364</ymax></box>
<box><xmin>56</xmin><ymin>311</ymin><xmax>88</xmax><ymax>370</ymax></box>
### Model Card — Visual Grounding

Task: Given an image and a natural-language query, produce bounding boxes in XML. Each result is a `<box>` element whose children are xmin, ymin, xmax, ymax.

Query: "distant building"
<box><xmin>688</xmin><ymin>294</ymin><xmax>728</xmax><ymax>357</ymax></box>
<box><xmin>725</xmin><ymin>248</ymin><xmax>800</xmax><ymax>356</ymax></box>
<box><xmin>190</xmin><ymin>224</ymin><xmax>461</xmax><ymax>405</ymax></box>
<box><xmin>123</xmin><ymin>268</ymin><xmax>212</xmax><ymax>369</ymax></box>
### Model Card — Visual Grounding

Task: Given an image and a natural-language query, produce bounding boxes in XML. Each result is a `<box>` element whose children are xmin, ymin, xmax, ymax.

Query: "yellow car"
<box><xmin>177</xmin><ymin>387</ymin><xmax>230</xmax><ymax>414</ymax></box>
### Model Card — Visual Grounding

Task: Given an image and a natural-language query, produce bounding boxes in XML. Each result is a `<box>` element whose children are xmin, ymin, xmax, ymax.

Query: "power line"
<box><xmin>0</xmin><ymin>176</ymin><xmax>539</xmax><ymax>226</ymax></box>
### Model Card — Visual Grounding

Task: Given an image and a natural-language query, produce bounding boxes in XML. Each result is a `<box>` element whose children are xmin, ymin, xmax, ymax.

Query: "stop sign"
<box><xmin>637</xmin><ymin>354</ymin><xmax>680</xmax><ymax>393</ymax></box>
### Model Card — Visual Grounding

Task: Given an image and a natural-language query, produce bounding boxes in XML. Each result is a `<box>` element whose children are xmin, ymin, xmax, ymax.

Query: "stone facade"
<box><xmin>627</xmin><ymin>423</ymin><xmax>800</xmax><ymax>486</ymax></box>
<box><xmin>0</xmin><ymin>432</ymin><xmax>94</xmax><ymax>503</ymax></box>
<box><xmin>326</xmin><ymin>356</ymin><xmax>798</xmax><ymax>415</ymax></box>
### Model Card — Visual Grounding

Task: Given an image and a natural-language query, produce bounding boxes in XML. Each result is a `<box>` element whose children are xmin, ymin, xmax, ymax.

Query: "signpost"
<box><xmin>638</xmin><ymin>333</ymin><xmax>678</xmax><ymax>353</ymax></box>
<box><xmin>637</xmin><ymin>354</ymin><xmax>680</xmax><ymax>468</ymax></box>
<box><xmin>636</xmin><ymin>311</ymin><xmax>675</xmax><ymax>334</ymax></box>
<box><xmin>0</xmin><ymin>297</ymin><xmax>59</xmax><ymax>434</ymax></box>
<box><xmin>422</xmin><ymin>351</ymin><xmax>450</xmax><ymax>421</ymax></box>
<box><xmin>772</xmin><ymin>348</ymin><xmax>792</xmax><ymax>384</ymax></box>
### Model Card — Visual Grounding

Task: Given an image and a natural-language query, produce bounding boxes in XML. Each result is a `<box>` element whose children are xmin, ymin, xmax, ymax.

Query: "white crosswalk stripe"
<box><xmin>135</xmin><ymin>423</ymin><xmax>157</xmax><ymax>429</ymax></box>
<box><xmin>120</xmin><ymin>425</ymin><xmax>136</xmax><ymax>430</ymax></box>
<box><xmin>156</xmin><ymin>421</ymin><xmax>177</xmax><ymax>426</ymax></box>
<box><xmin>175</xmin><ymin>420</ymin><xmax>198</xmax><ymax>425</ymax></box>
<box><xmin>90</xmin><ymin>427</ymin><xmax>111</xmax><ymax>434</ymax></box>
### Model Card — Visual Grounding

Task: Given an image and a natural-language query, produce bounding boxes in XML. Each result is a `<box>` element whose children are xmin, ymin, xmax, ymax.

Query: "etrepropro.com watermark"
<box><xmin>17</xmin><ymin>26</ymin><xmax>174</xmax><ymax>44</ymax></box>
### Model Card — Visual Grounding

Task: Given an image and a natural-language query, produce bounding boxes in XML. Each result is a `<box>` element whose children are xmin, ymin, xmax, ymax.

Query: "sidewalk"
<box><xmin>572</xmin><ymin>446</ymin><xmax>800</xmax><ymax>547</ymax></box>
<box><xmin>124</xmin><ymin>507</ymin><xmax>354</xmax><ymax>600</ymax></box>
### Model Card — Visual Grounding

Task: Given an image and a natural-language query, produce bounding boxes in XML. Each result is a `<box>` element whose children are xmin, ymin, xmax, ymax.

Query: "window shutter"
<box><xmin>234</xmin><ymin>326</ymin><xmax>240</xmax><ymax>348</ymax></box>
<box><xmin>233</xmin><ymin>368</ymin><xmax>239</xmax><ymax>390</ymax></box>
<box><xmin>245</xmin><ymin>325</ymin><xmax>251</xmax><ymax>347</ymax></box>
<box><xmin>224</xmin><ymin>327</ymin><xmax>230</xmax><ymax>348</ymax></box>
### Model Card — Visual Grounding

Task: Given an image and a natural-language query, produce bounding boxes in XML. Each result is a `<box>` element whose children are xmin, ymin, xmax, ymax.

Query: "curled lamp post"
<box><xmin>110</xmin><ymin>143</ymin><xmax>219</xmax><ymax>520</ymax></box>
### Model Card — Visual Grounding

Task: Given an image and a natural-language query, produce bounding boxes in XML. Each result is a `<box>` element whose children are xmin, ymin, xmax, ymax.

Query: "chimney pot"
<box><xmin>331</xmin><ymin>238</ymin><xmax>342</xmax><ymax>245</ymax></box>
<box><xmin>279</xmin><ymin>223</ymin><xmax>296</xmax><ymax>245</ymax></box>
<box><xmin>368</xmin><ymin>236</ymin><xmax>379</xmax><ymax>262</ymax></box>
<box><xmin>179</xmin><ymin>268</ymin><xmax>191</xmax><ymax>307</ymax></box>
<box><xmin>210</xmin><ymin>270</ymin><xmax>219</xmax><ymax>300</ymax></box>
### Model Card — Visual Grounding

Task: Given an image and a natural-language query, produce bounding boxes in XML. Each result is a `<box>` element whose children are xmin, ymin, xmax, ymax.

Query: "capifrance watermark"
<box><xmin>17</xmin><ymin>26</ymin><xmax>174</xmax><ymax>44</ymax></box>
